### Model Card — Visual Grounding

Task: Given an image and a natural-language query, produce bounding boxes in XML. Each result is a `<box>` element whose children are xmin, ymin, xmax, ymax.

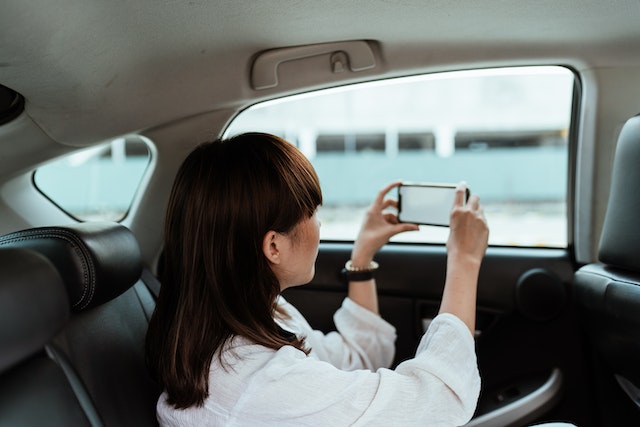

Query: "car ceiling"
<box><xmin>2</xmin><ymin>0</ymin><xmax>640</xmax><ymax>150</ymax></box>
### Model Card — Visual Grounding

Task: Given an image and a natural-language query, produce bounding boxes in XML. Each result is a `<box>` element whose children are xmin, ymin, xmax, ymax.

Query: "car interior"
<box><xmin>2</xmin><ymin>1</ymin><xmax>640</xmax><ymax>426</ymax></box>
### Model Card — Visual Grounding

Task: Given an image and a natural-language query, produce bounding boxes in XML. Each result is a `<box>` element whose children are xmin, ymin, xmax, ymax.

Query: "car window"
<box><xmin>34</xmin><ymin>136</ymin><xmax>152</xmax><ymax>221</ymax></box>
<box><xmin>225</xmin><ymin>66</ymin><xmax>575</xmax><ymax>247</ymax></box>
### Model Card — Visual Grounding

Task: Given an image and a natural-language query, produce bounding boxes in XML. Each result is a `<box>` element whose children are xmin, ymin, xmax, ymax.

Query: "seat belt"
<box><xmin>141</xmin><ymin>268</ymin><xmax>161</xmax><ymax>300</ymax></box>
<box><xmin>133</xmin><ymin>268</ymin><xmax>161</xmax><ymax>321</ymax></box>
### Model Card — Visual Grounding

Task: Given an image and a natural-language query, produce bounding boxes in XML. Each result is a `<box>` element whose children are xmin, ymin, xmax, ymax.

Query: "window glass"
<box><xmin>34</xmin><ymin>136</ymin><xmax>152</xmax><ymax>221</ymax></box>
<box><xmin>225</xmin><ymin>66</ymin><xmax>574</xmax><ymax>247</ymax></box>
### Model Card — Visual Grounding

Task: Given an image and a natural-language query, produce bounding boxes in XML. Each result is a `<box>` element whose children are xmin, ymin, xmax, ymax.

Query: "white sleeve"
<box><xmin>277</xmin><ymin>297</ymin><xmax>397</xmax><ymax>370</ymax></box>
<box><xmin>358</xmin><ymin>313</ymin><xmax>481</xmax><ymax>425</ymax></box>
<box><xmin>236</xmin><ymin>312</ymin><xmax>480</xmax><ymax>427</ymax></box>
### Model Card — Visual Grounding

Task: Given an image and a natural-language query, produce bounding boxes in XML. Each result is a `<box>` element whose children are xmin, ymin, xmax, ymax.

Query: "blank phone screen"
<box><xmin>398</xmin><ymin>184</ymin><xmax>458</xmax><ymax>226</ymax></box>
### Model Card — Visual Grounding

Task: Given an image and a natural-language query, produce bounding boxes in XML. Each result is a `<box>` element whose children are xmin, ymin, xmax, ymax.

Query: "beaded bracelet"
<box><xmin>340</xmin><ymin>260</ymin><xmax>379</xmax><ymax>282</ymax></box>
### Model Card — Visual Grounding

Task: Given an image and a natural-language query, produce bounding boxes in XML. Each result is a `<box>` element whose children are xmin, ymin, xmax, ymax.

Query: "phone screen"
<box><xmin>398</xmin><ymin>183</ymin><xmax>466</xmax><ymax>226</ymax></box>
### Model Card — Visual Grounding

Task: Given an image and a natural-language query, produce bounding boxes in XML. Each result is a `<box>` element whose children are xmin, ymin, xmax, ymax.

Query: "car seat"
<box><xmin>0</xmin><ymin>222</ymin><xmax>159</xmax><ymax>426</ymax></box>
<box><xmin>0</xmin><ymin>247</ymin><xmax>102</xmax><ymax>426</ymax></box>
<box><xmin>574</xmin><ymin>113</ymin><xmax>640</xmax><ymax>424</ymax></box>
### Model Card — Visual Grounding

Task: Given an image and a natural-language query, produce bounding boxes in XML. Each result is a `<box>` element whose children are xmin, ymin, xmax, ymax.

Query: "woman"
<box><xmin>146</xmin><ymin>132</ymin><xmax>489</xmax><ymax>426</ymax></box>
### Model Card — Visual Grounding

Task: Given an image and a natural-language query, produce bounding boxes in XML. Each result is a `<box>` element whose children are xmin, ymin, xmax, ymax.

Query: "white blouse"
<box><xmin>157</xmin><ymin>297</ymin><xmax>480</xmax><ymax>426</ymax></box>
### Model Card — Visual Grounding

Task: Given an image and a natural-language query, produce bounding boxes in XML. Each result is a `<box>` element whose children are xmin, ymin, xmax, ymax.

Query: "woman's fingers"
<box><xmin>467</xmin><ymin>194</ymin><xmax>480</xmax><ymax>211</ymax></box>
<box><xmin>382</xmin><ymin>212</ymin><xmax>398</xmax><ymax>224</ymax></box>
<box><xmin>453</xmin><ymin>181</ymin><xmax>468</xmax><ymax>208</ymax></box>
<box><xmin>375</xmin><ymin>181</ymin><xmax>402</xmax><ymax>206</ymax></box>
<box><xmin>380</xmin><ymin>198</ymin><xmax>398</xmax><ymax>211</ymax></box>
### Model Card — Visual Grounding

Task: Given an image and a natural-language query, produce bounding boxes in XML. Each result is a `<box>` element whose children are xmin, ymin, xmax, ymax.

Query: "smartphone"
<box><xmin>398</xmin><ymin>182</ymin><xmax>469</xmax><ymax>226</ymax></box>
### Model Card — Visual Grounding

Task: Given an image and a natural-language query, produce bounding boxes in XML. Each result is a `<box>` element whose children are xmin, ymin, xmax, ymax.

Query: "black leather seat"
<box><xmin>0</xmin><ymin>247</ymin><xmax>102</xmax><ymax>426</ymax></box>
<box><xmin>0</xmin><ymin>222</ymin><xmax>159</xmax><ymax>427</ymax></box>
<box><xmin>574</xmin><ymin>114</ymin><xmax>640</xmax><ymax>423</ymax></box>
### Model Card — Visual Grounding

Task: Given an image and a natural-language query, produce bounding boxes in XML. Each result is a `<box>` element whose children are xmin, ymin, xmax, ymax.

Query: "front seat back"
<box><xmin>574</xmin><ymin>113</ymin><xmax>640</xmax><ymax>421</ymax></box>
<box><xmin>0</xmin><ymin>247</ymin><xmax>102</xmax><ymax>426</ymax></box>
<box><xmin>0</xmin><ymin>222</ymin><xmax>159</xmax><ymax>427</ymax></box>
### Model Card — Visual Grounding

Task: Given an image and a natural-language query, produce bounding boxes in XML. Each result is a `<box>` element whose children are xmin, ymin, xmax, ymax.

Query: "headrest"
<box><xmin>0</xmin><ymin>222</ymin><xmax>142</xmax><ymax>311</ymax></box>
<box><xmin>599</xmin><ymin>114</ymin><xmax>640</xmax><ymax>271</ymax></box>
<box><xmin>0</xmin><ymin>248</ymin><xmax>69</xmax><ymax>373</ymax></box>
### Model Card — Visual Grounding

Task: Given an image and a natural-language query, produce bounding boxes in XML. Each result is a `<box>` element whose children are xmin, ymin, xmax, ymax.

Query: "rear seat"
<box><xmin>0</xmin><ymin>222</ymin><xmax>160</xmax><ymax>427</ymax></box>
<box><xmin>0</xmin><ymin>247</ymin><xmax>102</xmax><ymax>426</ymax></box>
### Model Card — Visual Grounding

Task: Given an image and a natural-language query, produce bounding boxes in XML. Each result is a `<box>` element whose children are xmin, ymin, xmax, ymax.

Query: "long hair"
<box><xmin>145</xmin><ymin>133</ymin><xmax>322</xmax><ymax>408</ymax></box>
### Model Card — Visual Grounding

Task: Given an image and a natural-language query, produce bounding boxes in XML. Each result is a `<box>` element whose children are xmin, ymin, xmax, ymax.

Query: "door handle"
<box><xmin>615</xmin><ymin>374</ymin><xmax>640</xmax><ymax>409</ymax></box>
<box><xmin>465</xmin><ymin>368</ymin><xmax>563</xmax><ymax>427</ymax></box>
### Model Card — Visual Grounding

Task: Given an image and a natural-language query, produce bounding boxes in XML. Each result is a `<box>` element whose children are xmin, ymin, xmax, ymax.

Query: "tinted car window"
<box><xmin>226</xmin><ymin>66</ymin><xmax>574</xmax><ymax>247</ymax></box>
<box><xmin>34</xmin><ymin>136</ymin><xmax>152</xmax><ymax>221</ymax></box>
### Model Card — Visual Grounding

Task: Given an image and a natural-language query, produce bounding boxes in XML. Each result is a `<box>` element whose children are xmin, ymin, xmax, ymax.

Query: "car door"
<box><xmin>226</xmin><ymin>66</ymin><xmax>592</xmax><ymax>427</ymax></box>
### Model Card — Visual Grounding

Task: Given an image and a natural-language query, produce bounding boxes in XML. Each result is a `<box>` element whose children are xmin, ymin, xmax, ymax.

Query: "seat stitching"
<box><xmin>0</xmin><ymin>229</ymin><xmax>96</xmax><ymax>309</ymax></box>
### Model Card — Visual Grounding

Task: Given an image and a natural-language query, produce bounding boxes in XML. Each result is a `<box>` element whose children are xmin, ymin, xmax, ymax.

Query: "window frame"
<box><xmin>225</xmin><ymin>65</ymin><xmax>580</xmax><ymax>250</ymax></box>
<box><xmin>32</xmin><ymin>136</ymin><xmax>154</xmax><ymax>223</ymax></box>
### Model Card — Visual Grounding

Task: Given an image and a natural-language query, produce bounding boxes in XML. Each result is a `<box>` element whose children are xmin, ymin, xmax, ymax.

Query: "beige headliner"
<box><xmin>2</xmin><ymin>0</ymin><xmax>640</xmax><ymax>146</ymax></box>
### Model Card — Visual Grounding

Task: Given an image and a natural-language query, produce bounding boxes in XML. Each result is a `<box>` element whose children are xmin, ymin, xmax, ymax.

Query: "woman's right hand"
<box><xmin>446</xmin><ymin>182</ymin><xmax>489</xmax><ymax>267</ymax></box>
<box><xmin>439</xmin><ymin>182</ymin><xmax>489</xmax><ymax>334</ymax></box>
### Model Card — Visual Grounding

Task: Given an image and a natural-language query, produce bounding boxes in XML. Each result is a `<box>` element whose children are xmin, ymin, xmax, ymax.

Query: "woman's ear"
<box><xmin>262</xmin><ymin>230</ymin><xmax>281</xmax><ymax>264</ymax></box>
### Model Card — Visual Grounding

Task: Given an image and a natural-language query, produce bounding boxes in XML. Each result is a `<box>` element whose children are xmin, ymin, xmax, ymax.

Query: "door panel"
<box><xmin>283</xmin><ymin>242</ymin><xmax>593</xmax><ymax>426</ymax></box>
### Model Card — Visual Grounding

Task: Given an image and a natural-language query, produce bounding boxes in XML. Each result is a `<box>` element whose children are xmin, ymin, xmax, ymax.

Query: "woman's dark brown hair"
<box><xmin>145</xmin><ymin>133</ymin><xmax>322</xmax><ymax>408</ymax></box>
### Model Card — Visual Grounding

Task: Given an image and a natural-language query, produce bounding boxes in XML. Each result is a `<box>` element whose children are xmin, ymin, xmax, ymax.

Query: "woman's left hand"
<box><xmin>351</xmin><ymin>181</ymin><xmax>419</xmax><ymax>267</ymax></box>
